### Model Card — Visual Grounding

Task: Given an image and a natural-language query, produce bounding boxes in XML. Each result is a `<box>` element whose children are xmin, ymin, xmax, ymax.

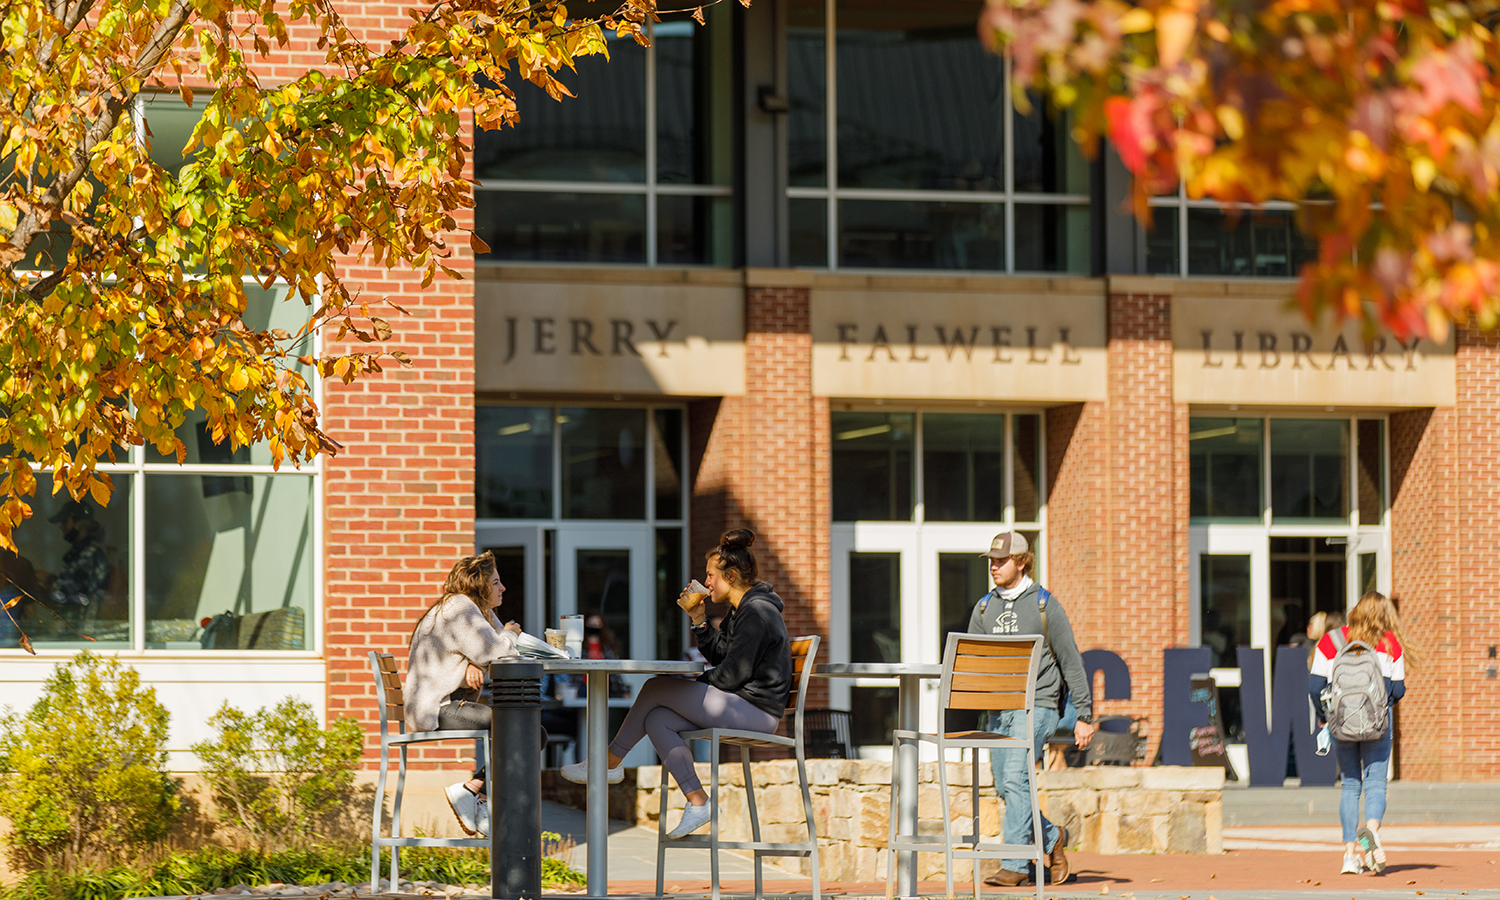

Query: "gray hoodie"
<box><xmin>965</xmin><ymin>581</ymin><xmax>1093</xmax><ymax>721</ymax></box>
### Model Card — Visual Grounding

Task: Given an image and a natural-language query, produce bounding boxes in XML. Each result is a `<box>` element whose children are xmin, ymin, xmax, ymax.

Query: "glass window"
<box><xmin>1190</xmin><ymin>418</ymin><xmax>1263</xmax><ymax>520</ymax></box>
<box><xmin>475</xmin><ymin>191</ymin><xmax>647</xmax><ymax>264</ymax></box>
<box><xmin>831</xmin><ymin>412</ymin><xmax>914</xmax><ymax>521</ymax></box>
<box><xmin>655</xmin><ymin>528</ymin><xmax>684</xmax><ymax>660</ymax></box>
<box><xmin>1012</xmin><ymin>414</ymin><xmax>1041</xmax><ymax>522</ymax></box>
<box><xmin>477</xmin><ymin>406</ymin><xmax>554</xmax><ymax>519</ymax></box>
<box><xmin>839</xmin><ymin>199</ymin><xmax>1004</xmax><ymax>270</ymax></box>
<box><xmin>849</xmin><ymin>551</ymin><xmax>901</xmax><ymax>662</ymax></box>
<box><xmin>575</xmin><ymin>548</ymin><xmax>632</xmax><ymax>655</ymax></box>
<box><xmin>6</xmin><ymin>475</ymin><xmax>132</xmax><ymax>649</ymax></box>
<box><xmin>1270</xmin><ymin>537</ymin><xmax>1346</xmax><ymax>647</ymax></box>
<box><xmin>140</xmin><ymin>95</ymin><xmax>206</xmax><ymax>178</ymax></box>
<box><xmin>789</xmin><ymin>198</ymin><xmax>829</xmax><ymax>267</ymax></box>
<box><xmin>657</xmin><ymin>194</ymin><xmax>732</xmax><ymax>266</ymax></box>
<box><xmin>486</xmin><ymin>544</ymin><xmax>530</xmax><ymax>628</ymax></box>
<box><xmin>1200</xmin><ymin>554</ymin><xmax>1250</xmax><ymax>669</ymax></box>
<box><xmin>1145</xmin><ymin>206</ymin><xmax>1180</xmax><ymax>275</ymax></box>
<box><xmin>923</xmin><ymin>413</ymin><xmax>1005</xmax><ymax>522</ymax></box>
<box><xmin>1270</xmin><ymin>419</ymin><xmax>1348</xmax><ymax>521</ymax></box>
<box><xmin>1186</xmin><ymin>208</ymin><xmax>1318</xmax><ymax>278</ymax></box>
<box><xmin>652</xmin><ymin>409</ymin><xmax>684</xmax><ymax>520</ymax></box>
<box><xmin>560</xmin><ymin>408</ymin><xmax>648</xmax><ymax>520</ymax></box>
<box><xmin>836</xmin><ymin>1</ymin><xmax>1002</xmax><ymax>192</ymax></box>
<box><xmin>938</xmin><ymin>552</ymin><xmax>989</xmax><ymax>655</ymax></box>
<box><xmin>1357</xmin><ymin>419</ymin><xmax>1385</xmax><ymax>526</ymax></box>
<box><xmin>1013</xmin><ymin>203</ymin><xmax>1090</xmax><ymax>273</ymax></box>
<box><xmin>144</xmin><ymin>475</ymin><xmax>312</xmax><ymax>650</ymax></box>
<box><xmin>1012</xmin><ymin>98</ymin><xmax>1089</xmax><ymax>194</ymax></box>
<box><xmin>656</xmin><ymin>11</ymin><xmax>733</xmax><ymax>186</ymax></box>
<box><xmin>788</xmin><ymin>0</ymin><xmax>828</xmax><ymax>187</ymax></box>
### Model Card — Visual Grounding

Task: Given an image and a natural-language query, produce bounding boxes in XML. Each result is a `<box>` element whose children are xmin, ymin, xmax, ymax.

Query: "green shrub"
<box><xmin>0</xmin><ymin>652</ymin><xmax>179</xmax><ymax>868</ymax></box>
<box><xmin>192</xmin><ymin>698</ymin><xmax>364</xmax><ymax>849</ymax></box>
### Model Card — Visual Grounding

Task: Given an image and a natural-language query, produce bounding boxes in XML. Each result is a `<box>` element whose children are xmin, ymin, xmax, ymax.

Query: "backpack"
<box><xmin>977</xmin><ymin>586</ymin><xmax>1065</xmax><ymax>711</ymax></box>
<box><xmin>1320</xmin><ymin>631</ymin><xmax>1389</xmax><ymax>742</ymax></box>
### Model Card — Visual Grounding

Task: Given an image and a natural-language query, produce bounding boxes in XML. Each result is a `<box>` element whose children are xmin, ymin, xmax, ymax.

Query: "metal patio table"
<box><xmin>540</xmin><ymin>658</ymin><xmax>703</xmax><ymax>896</ymax></box>
<box><xmin>813</xmin><ymin>662</ymin><xmax>943</xmax><ymax>899</ymax></box>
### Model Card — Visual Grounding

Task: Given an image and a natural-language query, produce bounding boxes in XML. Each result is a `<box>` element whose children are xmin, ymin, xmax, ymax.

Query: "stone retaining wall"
<box><xmin>635</xmin><ymin>761</ymin><xmax>1223</xmax><ymax>882</ymax></box>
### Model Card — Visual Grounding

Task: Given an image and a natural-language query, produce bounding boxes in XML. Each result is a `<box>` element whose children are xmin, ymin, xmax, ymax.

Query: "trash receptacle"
<box><xmin>488</xmin><ymin>658</ymin><xmax>543</xmax><ymax>900</ymax></box>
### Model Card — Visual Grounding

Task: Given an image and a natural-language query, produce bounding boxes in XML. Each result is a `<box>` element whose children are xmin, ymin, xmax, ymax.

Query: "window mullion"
<box><xmin>645</xmin><ymin>20</ymin><xmax>658</xmax><ymax>266</ymax></box>
<box><xmin>825</xmin><ymin>0</ymin><xmax>837</xmax><ymax>270</ymax></box>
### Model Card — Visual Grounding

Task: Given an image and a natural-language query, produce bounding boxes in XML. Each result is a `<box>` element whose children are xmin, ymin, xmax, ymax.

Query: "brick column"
<box><xmin>1455</xmin><ymin>329</ymin><xmax>1500</xmax><ymax>778</ymax></box>
<box><xmin>1041</xmin><ymin>291</ymin><xmax>1182</xmax><ymax>754</ymax></box>
<box><xmin>323</xmin><ymin>252</ymin><xmax>475</xmax><ymax>769</ymax></box>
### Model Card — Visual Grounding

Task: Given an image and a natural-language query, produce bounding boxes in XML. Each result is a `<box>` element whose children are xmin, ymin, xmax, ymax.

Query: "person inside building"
<box><xmin>407</xmin><ymin>551</ymin><xmax>540</xmax><ymax>838</ymax></box>
<box><xmin>0</xmin><ymin>549</ymin><xmax>42</xmax><ymax>647</ymax></box>
<box><xmin>1309</xmin><ymin>592</ymin><xmax>1408</xmax><ymax>876</ymax></box>
<box><xmin>560</xmin><ymin>528</ymin><xmax>791</xmax><ymax>840</ymax></box>
<box><xmin>967</xmin><ymin>531</ymin><xmax>1095</xmax><ymax>887</ymax></box>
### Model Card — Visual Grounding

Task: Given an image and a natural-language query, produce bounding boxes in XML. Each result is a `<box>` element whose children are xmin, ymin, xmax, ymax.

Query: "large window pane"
<box><xmin>475</xmin><ymin>40</ymin><xmax>646</xmax><ymax>182</ymax></box>
<box><xmin>140</xmin><ymin>95</ymin><xmax>205</xmax><ymax>178</ymax></box>
<box><xmin>560</xmin><ymin>407</ymin><xmax>647</xmax><ymax>520</ymax></box>
<box><xmin>1357</xmin><ymin>419</ymin><xmax>1385</xmax><ymax>526</ymax></box>
<box><xmin>475</xmin><ymin>191</ymin><xmax>646</xmax><ymax>264</ymax></box>
<box><xmin>6</xmin><ymin>475</ymin><xmax>132</xmax><ymax>649</ymax></box>
<box><xmin>923</xmin><ymin>413</ymin><xmax>1004</xmax><ymax>522</ymax></box>
<box><xmin>1145</xmin><ymin>206</ymin><xmax>1180</xmax><ymax>275</ymax></box>
<box><xmin>849</xmin><ymin>551</ymin><xmax>900</xmax><ymax>662</ymax></box>
<box><xmin>145</xmin><ymin>475</ymin><xmax>312</xmax><ymax>650</ymax></box>
<box><xmin>832</xmin><ymin>412</ymin><xmax>914</xmax><ymax>521</ymax></box>
<box><xmin>1200</xmin><ymin>554</ymin><xmax>1250</xmax><ymax>669</ymax></box>
<box><xmin>1012</xmin><ymin>98</ymin><xmax>1089</xmax><ymax>194</ymax></box>
<box><xmin>1270</xmin><ymin>420</ymin><xmax>1348</xmax><ymax>521</ymax></box>
<box><xmin>1186</xmin><ymin>208</ymin><xmax>1318</xmax><ymax>278</ymax></box>
<box><xmin>145</xmin><ymin>285</ymin><xmax>309</xmax><ymax>466</ymax></box>
<box><xmin>836</xmin><ymin>1</ymin><xmax>1001</xmax><ymax>191</ymax></box>
<box><xmin>655</xmin><ymin>528</ymin><xmax>683</xmax><ymax>660</ymax></box>
<box><xmin>1013</xmin><ymin>203</ymin><xmax>1090</xmax><ymax>273</ymax></box>
<box><xmin>1270</xmin><ymin>537</ymin><xmax>1347</xmax><ymax>648</ymax></box>
<box><xmin>1189</xmin><ymin>418</ymin><xmax>1263</xmax><ymax>520</ymax></box>
<box><xmin>787</xmin><ymin>0</ymin><xmax>828</xmax><ymax>187</ymax></box>
<box><xmin>656</xmin><ymin>12</ymin><xmax>733</xmax><ymax>186</ymax></box>
<box><xmin>657</xmin><ymin>194</ymin><xmax>732</xmax><ymax>266</ymax></box>
<box><xmin>1012</xmin><ymin>413</ymin><xmax>1042</xmax><ymax>522</ymax></box>
<box><xmin>652</xmin><ymin>409</ymin><xmax>684</xmax><ymax>520</ymax></box>
<box><xmin>477</xmin><ymin>406</ymin><xmax>554</xmax><ymax>519</ymax></box>
<box><xmin>938</xmin><ymin>551</ymin><xmax>988</xmax><ymax>732</ymax></box>
<box><xmin>575</xmin><ymin>548</ymin><xmax>631</xmax><ymax>656</ymax></box>
<box><xmin>790</xmin><ymin>198</ymin><xmax>828</xmax><ymax>267</ymax></box>
<box><xmin>839</xmin><ymin>199</ymin><xmax>1003</xmax><ymax>270</ymax></box>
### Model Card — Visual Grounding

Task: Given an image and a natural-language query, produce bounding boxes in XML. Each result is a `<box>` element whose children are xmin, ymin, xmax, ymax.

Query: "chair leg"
<box><xmin>709</xmin><ymin>735</ymin><xmax>721</xmax><ymax>900</ymax></box>
<box><xmin>1028</xmin><ymin>713</ymin><xmax>1044</xmax><ymax>900</ymax></box>
<box><xmin>742</xmin><ymin>746</ymin><xmax>763</xmax><ymax>900</ymax></box>
<box><xmin>656</xmin><ymin>765</ymin><xmax>670</xmax><ymax>898</ymax></box>
<box><xmin>937</xmin><ymin>741</ymin><xmax>954</xmax><ymax>900</ymax></box>
<box><xmin>885</xmin><ymin>733</ymin><xmax>900</xmax><ymax>900</ymax></box>
<box><xmin>971</xmin><ymin>754</ymin><xmax>982</xmax><ymax>900</ymax></box>
<box><xmin>796</xmin><ymin>748</ymin><xmax>822</xmax><ymax>900</ymax></box>
<box><xmin>371</xmin><ymin>739</ymin><xmax>390</xmax><ymax>889</ymax></box>
<box><xmin>391</xmin><ymin>743</ymin><xmax>409</xmax><ymax>888</ymax></box>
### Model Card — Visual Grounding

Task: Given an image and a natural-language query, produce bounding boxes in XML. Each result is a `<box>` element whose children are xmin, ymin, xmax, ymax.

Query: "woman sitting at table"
<box><xmin>560</xmin><ymin>528</ymin><xmax>792</xmax><ymax>839</ymax></box>
<box><xmin>407</xmin><ymin>551</ymin><xmax>537</xmax><ymax>838</ymax></box>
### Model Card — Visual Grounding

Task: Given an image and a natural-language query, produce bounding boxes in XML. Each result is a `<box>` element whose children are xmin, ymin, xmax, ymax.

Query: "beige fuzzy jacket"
<box><xmin>406</xmin><ymin>595</ymin><xmax>519</xmax><ymax>732</ymax></box>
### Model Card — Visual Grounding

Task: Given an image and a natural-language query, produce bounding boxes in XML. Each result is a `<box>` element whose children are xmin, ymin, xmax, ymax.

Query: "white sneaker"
<box><xmin>1341</xmin><ymin>849</ymin><xmax>1362</xmax><ymax>875</ymax></box>
<box><xmin>1358</xmin><ymin>826</ymin><xmax>1385</xmax><ymax>873</ymax></box>
<box><xmin>560</xmin><ymin>760</ymin><xmax>624</xmax><ymax>785</ymax></box>
<box><xmin>475</xmin><ymin>796</ymin><xmax>491</xmax><ymax>838</ymax></box>
<box><xmin>666</xmin><ymin>801</ymin><xmax>714</xmax><ymax>839</ymax></box>
<box><xmin>445</xmin><ymin>782</ymin><xmax>480</xmax><ymax>836</ymax></box>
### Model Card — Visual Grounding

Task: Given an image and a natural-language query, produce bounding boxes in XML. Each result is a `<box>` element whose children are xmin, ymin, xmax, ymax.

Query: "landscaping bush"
<box><xmin>192</xmin><ymin>698</ymin><xmax>364</xmax><ymax>849</ymax></box>
<box><xmin>0</xmin><ymin>653</ymin><xmax>179</xmax><ymax>869</ymax></box>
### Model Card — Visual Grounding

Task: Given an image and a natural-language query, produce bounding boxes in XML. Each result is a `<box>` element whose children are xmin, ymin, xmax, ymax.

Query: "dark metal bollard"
<box><xmin>488</xmin><ymin>659</ymin><xmax>543</xmax><ymax>900</ymax></box>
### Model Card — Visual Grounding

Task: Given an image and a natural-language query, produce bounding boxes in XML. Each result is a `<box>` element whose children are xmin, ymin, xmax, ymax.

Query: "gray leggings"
<box><xmin>608</xmin><ymin>677</ymin><xmax>780</xmax><ymax>795</ymax></box>
<box><xmin>437</xmin><ymin>699</ymin><xmax>548</xmax><ymax>784</ymax></box>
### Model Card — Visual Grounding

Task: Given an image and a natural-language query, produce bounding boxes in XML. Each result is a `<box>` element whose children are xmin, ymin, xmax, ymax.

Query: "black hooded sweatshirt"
<box><xmin>690</xmin><ymin>582</ymin><xmax>792</xmax><ymax>718</ymax></box>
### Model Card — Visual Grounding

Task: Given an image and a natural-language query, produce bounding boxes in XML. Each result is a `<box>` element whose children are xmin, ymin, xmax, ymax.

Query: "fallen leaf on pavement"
<box><xmin>1098</xmin><ymin>885</ymin><xmax>1109</xmax><ymax>895</ymax></box>
<box><xmin>1409</xmin><ymin>881</ymin><xmax>1418</xmax><ymax>885</ymax></box>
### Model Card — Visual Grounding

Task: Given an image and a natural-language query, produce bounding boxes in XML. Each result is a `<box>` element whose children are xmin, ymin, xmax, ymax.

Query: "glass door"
<box><xmin>475</xmin><ymin>525</ymin><xmax>547</xmax><ymax>636</ymax></box>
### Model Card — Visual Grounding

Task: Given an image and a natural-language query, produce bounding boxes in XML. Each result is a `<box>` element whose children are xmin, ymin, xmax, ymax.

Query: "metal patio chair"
<box><xmin>886</xmin><ymin>633</ymin><xmax>1046</xmax><ymax>900</ymax></box>
<box><xmin>657</xmin><ymin>635</ymin><xmax>823</xmax><ymax>900</ymax></box>
<box><xmin>368</xmin><ymin>651</ymin><xmax>492</xmax><ymax>888</ymax></box>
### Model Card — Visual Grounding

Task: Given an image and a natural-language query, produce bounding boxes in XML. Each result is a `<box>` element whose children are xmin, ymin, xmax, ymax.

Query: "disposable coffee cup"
<box><xmin>560</xmin><ymin>614</ymin><xmax>584</xmax><ymax>658</ymax></box>
<box><xmin>544</xmin><ymin>628</ymin><xmax>567</xmax><ymax>650</ymax></box>
<box><xmin>687</xmin><ymin>579</ymin><xmax>710</xmax><ymax>596</ymax></box>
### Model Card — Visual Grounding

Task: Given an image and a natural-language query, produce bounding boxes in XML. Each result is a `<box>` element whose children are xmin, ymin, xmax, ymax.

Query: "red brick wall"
<box><xmin>1455</xmin><ymin>328</ymin><xmax>1500</xmax><ymax>778</ymax></box>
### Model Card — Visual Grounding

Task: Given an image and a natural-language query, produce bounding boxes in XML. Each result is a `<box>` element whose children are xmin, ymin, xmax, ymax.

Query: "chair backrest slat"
<box><xmin>787</xmin><ymin>637</ymin><xmax>818</xmax><ymax>714</ymax></box>
<box><xmin>939</xmin><ymin>633</ymin><xmax>1042</xmax><ymax>718</ymax></box>
<box><xmin>370</xmin><ymin>651</ymin><xmax>407</xmax><ymax>729</ymax></box>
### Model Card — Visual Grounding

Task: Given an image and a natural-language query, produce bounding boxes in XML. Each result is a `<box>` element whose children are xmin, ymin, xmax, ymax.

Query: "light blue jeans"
<box><xmin>988</xmin><ymin>707</ymin><xmax>1061</xmax><ymax>875</ymax></box>
<box><xmin>1334</xmin><ymin>729</ymin><xmax>1392</xmax><ymax>843</ymax></box>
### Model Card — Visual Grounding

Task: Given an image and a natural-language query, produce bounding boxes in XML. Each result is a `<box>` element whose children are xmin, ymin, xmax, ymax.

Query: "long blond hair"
<box><xmin>1306</xmin><ymin>609</ymin><xmax>1344</xmax><ymax>667</ymax></box>
<box><xmin>409</xmin><ymin>552</ymin><xmax>497</xmax><ymax>645</ymax></box>
<box><xmin>1346</xmin><ymin>591</ymin><xmax>1417</xmax><ymax>668</ymax></box>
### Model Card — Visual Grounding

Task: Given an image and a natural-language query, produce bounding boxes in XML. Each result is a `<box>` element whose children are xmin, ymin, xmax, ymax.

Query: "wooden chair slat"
<box><xmin>953</xmin><ymin>655</ymin><xmax>1031</xmax><ymax>675</ymax></box>
<box><xmin>376</xmin><ymin>654</ymin><xmax>398</xmax><ymax>672</ymax></box>
<box><xmin>381</xmin><ymin>671</ymin><xmax>402</xmax><ymax>689</ymax></box>
<box><xmin>948</xmin><ymin>690</ymin><xmax>1026</xmax><ymax>711</ymax></box>
<box><xmin>790</xmin><ymin>638</ymin><xmax>815</xmax><ymax>656</ymax></box>
<box><xmin>954</xmin><ymin>640</ymin><xmax>1035</xmax><ymax>658</ymax></box>
<box><xmin>950</xmin><ymin>672</ymin><xmax>1030</xmax><ymax>693</ymax></box>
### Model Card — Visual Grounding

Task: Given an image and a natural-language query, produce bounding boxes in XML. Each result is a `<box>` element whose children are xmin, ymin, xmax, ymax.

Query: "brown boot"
<box><xmin>983</xmin><ymin>869</ymin><xmax>1031</xmax><ymax>887</ymax></box>
<box><xmin>1048</xmin><ymin>826</ymin><xmax>1071</xmax><ymax>884</ymax></box>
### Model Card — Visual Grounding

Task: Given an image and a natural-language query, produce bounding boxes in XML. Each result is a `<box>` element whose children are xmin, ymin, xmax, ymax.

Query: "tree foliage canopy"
<box><xmin>0</xmin><ymin>0</ymin><xmax>661</xmax><ymax>561</ymax></box>
<box><xmin>982</xmin><ymin>0</ymin><xmax>1500</xmax><ymax>339</ymax></box>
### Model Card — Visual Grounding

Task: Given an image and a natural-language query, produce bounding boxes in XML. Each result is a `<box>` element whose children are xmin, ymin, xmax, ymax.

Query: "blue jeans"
<box><xmin>1334</xmin><ymin>730</ymin><xmax>1392</xmax><ymax>843</ymax></box>
<box><xmin>988</xmin><ymin>707</ymin><xmax>1061</xmax><ymax>875</ymax></box>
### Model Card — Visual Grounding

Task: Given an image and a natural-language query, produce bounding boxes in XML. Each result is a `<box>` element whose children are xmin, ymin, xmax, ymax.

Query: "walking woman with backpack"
<box><xmin>1308</xmin><ymin>592</ymin><xmax>1409</xmax><ymax>876</ymax></box>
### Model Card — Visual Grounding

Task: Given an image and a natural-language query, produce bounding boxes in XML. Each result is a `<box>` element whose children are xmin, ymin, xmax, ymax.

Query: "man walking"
<box><xmin>967</xmin><ymin>531</ymin><xmax>1095</xmax><ymax>886</ymax></box>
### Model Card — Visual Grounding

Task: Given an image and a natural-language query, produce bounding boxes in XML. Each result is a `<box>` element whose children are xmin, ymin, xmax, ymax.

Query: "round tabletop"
<box><xmin>539</xmin><ymin>658</ymin><xmax>704</xmax><ymax>675</ymax></box>
<box><xmin>813</xmin><ymin>662</ymin><xmax>943</xmax><ymax>677</ymax></box>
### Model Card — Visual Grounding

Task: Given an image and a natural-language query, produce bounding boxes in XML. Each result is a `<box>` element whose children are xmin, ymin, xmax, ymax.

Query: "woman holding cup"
<box><xmin>560</xmin><ymin>528</ymin><xmax>793</xmax><ymax>839</ymax></box>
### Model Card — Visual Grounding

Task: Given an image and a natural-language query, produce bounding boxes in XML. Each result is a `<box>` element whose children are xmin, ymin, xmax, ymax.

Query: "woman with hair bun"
<box><xmin>561</xmin><ymin>528</ymin><xmax>792</xmax><ymax>840</ymax></box>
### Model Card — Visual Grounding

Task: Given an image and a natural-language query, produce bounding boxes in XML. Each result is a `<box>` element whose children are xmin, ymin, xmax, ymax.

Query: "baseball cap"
<box><xmin>48</xmin><ymin>500</ymin><xmax>95</xmax><ymax>524</ymax></box>
<box><xmin>980</xmin><ymin>531</ymin><xmax>1028</xmax><ymax>560</ymax></box>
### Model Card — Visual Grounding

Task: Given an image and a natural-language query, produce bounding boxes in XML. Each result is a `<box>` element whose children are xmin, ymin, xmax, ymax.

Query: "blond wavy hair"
<box><xmin>1346</xmin><ymin>591</ymin><xmax>1418</xmax><ymax>668</ymax></box>
<box><xmin>409</xmin><ymin>552</ymin><xmax>497</xmax><ymax>645</ymax></box>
